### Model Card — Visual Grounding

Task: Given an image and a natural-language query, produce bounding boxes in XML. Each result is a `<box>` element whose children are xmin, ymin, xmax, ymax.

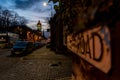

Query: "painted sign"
<box><xmin>67</xmin><ymin>26</ymin><xmax>111</xmax><ymax>73</ymax></box>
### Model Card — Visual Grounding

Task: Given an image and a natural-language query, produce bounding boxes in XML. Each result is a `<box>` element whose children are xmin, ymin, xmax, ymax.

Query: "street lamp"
<box><xmin>43</xmin><ymin>2</ymin><xmax>47</xmax><ymax>6</ymax></box>
<box><xmin>43</xmin><ymin>2</ymin><xmax>52</xmax><ymax>39</ymax></box>
<box><xmin>43</xmin><ymin>2</ymin><xmax>52</xmax><ymax>17</ymax></box>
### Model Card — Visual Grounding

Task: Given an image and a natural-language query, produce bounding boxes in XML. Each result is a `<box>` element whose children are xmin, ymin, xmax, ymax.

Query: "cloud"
<box><xmin>0</xmin><ymin>0</ymin><xmax>48</xmax><ymax>10</ymax></box>
<box><xmin>14</xmin><ymin>0</ymin><xmax>36</xmax><ymax>9</ymax></box>
<box><xmin>0</xmin><ymin>0</ymin><xmax>52</xmax><ymax>30</ymax></box>
<box><xmin>0</xmin><ymin>0</ymin><xmax>16</xmax><ymax>9</ymax></box>
<box><xmin>14</xmin><ymin>9</ymin><xmax>50</xmax><ymax>29</ymax></box>
<box><xmin>14</xmin><ymin>0</ymin><xmax>48</xmax><ymax>10</ymax></box>
<box><xmin>0</xmin><ymin>0</ymin><xmax>52</xmax><ymax>16</ymax></box>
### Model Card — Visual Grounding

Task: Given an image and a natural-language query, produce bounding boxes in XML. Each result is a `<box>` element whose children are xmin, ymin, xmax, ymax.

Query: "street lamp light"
<box><xmin>43</xmin><ymin>2</ymin><xmax>47</xmax><ymax>6</ymax></box>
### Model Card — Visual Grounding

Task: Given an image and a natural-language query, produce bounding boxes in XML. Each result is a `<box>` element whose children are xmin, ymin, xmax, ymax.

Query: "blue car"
<box><xmin>11</xmin><ymin>41</ymin><xmax>34</xmax><ymax>56</ymax></box>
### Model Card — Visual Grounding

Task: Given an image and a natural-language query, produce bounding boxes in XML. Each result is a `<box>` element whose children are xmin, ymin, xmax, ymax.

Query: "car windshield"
<box><xmin>14</xmin><ymin>41</ymin><xmax>28</xmax><ymax>46</ymax></box>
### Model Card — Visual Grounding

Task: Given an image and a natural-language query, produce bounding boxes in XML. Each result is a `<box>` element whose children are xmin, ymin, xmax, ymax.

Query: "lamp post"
<box><xmin>43</xmin><ymin>2</ymin><xmax>52</xmax><ymax>38</ymax></box>
<box><xmin>43</xmin><ymin>2</ymin><xmax>52</xmax><ymax>17</ymax></box>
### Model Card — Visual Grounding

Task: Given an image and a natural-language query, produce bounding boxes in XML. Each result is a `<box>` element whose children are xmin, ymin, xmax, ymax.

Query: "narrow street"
<box><xmin>0</xmin><ymin>46</ymin><xmax>72</xmax><ymax>80</ymax></box>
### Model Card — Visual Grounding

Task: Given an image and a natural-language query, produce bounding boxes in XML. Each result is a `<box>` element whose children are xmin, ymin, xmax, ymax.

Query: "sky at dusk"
<box><xmin>0</xmin><ymin>0</ymin><xmax>55</xmax><ymax>30</ymax></box>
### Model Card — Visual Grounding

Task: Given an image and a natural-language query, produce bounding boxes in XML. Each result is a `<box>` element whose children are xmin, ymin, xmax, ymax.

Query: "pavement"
<box><xmin>0</xmin><ymin>46</ymin><xmax>72</xmax><ymax>80</ymax></box>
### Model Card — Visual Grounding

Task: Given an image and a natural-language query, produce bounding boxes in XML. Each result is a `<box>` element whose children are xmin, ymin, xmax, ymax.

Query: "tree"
<box><xmin>18</xmin><ymin>16</ymin><xmax>27</xmax><ymax>25</ymax></box>
<box><xmin>50</xmin><ymin>0</ymin><xmax>120</xmax><ymax>33</ymax></box>
<box><xmin>2</xmin><ymin>9</ymin><xmax>12</xmax><ymax>31</ymax></box>
<box><xmin>48</xmin><ymin>0</ymin><xmax>120</xmax><ymax>52</ymax></box>
<box><xmin>0</xmin><ymin>6</ymin><xmax>3</xmax><ymax>29</ymax></box>
<box><xmin>49</xmin><ymin>0</ymin><xmax>85</xmax><ymax>33</ymax></box>
<box><xmin>0</xmin><ymin>6</ymin><xmax>28</xmax><ymax>28</ymax></box>
<box><xmin>10</xmin><ymin>11</ymin><xmax>19</xmax><ymax>26</ymax></box>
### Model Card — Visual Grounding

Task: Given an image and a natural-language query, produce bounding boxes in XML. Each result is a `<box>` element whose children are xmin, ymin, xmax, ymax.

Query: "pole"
<box><xmin>42</xmin><ymin>29</ymin><xmax>45</xmax><ymax>38</ymax></box>
<box><xmin>43</xmin><ymin>2</ymin><xmax>52</xmax><ymax>17</ymax></box>
<box><xmin>50</xmin><ymin>4</ymin><xmax>52</xmax><ymax>17</ymax></box>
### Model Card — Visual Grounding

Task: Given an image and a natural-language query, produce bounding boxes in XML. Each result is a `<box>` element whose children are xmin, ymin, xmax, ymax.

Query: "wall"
<box><xmin>67</xmin><ymin>23</ymin><xmax>120</xmax><ymax>80</ymax></box>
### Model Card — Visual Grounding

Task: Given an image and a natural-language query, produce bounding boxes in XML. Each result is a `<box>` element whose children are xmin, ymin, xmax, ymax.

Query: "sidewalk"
<box><xmin>0</xmin><ymin>46</ymin><xmax>72</xmax><ymax>80</ymax></box>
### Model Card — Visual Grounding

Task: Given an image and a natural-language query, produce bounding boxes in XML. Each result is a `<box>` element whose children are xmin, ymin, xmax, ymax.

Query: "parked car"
<box><xmin>11</xmin><ymin>41</ymin><xmax>34</xmax><ymax>56</ymax></box>
<box><xmin>34</xmin><ymin>41</ymin><xmax>45</xmax><ymax>49</ymax></box>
